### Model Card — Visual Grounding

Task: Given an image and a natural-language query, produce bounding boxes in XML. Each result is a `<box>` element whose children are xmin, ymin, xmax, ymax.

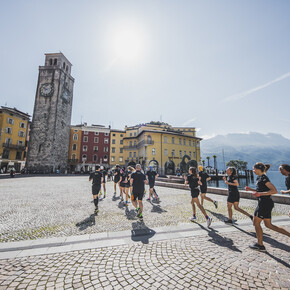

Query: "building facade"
<box><xmin>109</xmin><ymin>129</ymin><xmax>126</xmax><ymax>167</ymax></box>
<box><xmin>68</xmin><ymin>124</ymin><xmax>110</xmax><ymax>172</ymax></box>
<box><xmin>26</xmin><ymin>53</ymin><xmax>74</xmax><ymax>173</ymax></box>
<box><xmin>0</xmin><ymin>106</ymin><xmax>30</xmax><ymax>172</ymax></box>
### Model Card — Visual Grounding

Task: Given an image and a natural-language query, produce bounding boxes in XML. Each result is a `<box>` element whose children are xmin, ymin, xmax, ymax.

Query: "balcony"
<box><xmin>137</xmin><ymin>140</ymin><xmax>154</xmax><ymax>148</ymax></box>
<box><xmin>123</xmin><ymin>145</ymin><xmax>138</xmax><ymax>150</ymax></box>
<box><xmin>2</xmin><ymin>143</ymin><xmax>26</xmax><ymax>151</ymax></box>
<box><xmin>68</xmin><ymin>159</ymin><xmax>79</xmax><ymax>164</ymax></box>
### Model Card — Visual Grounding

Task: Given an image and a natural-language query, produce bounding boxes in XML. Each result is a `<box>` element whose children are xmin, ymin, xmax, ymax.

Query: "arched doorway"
<box><xmin>165</xmin><ymin>160</ymin><xmax>175</xmax><ymax>175</ymax></box>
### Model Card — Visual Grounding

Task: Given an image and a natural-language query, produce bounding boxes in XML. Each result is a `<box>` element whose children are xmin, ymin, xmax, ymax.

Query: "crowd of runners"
<box><xmin>89</xmin><ymin>162</ymin><xmax>290</xmax><ymax>252</ymax></box>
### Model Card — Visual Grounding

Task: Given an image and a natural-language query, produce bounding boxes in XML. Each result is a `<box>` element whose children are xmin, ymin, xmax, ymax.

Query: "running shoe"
<box><xmin>190</xmin><ymin>216</ymin><xmax>197</xmax><ymax>222</ymax></box>
<box><xmin>214</xmin><ymin>201</ymin><xmax>218</xmax><ymax>209</ymax></box>
<box><xmin>146</xmin><ymin>198</ymin><xmax>151</xmax><ymax>201</ymax></box>
<box><xmin>121</xmin><ymin>197</ymin><xmax>124</xmax><ymax>202</ymax></box>
<box><xmin>224</xmin><ymin>219</ymin><xmax>233</xmax><ymax>224</ymax></box>
<box><xmin>136</xmin><ymin>207</ymin><xmax>139</xmax><ymax>212</ymax></box>
<box><xmin>206</xmin><ymin>217</ymin><xmax>212</xmax><ymax>228</ymax></box>
<box><xmin>249</xmin><ymin>242</ymin><xmax>266</xmax><ymax>252</ymax></box>
<box><xmin>137</xmin><ymin>212</ymin><xmax>143</xmax><ymax>218</ymax></box>
<box><xmin>137</xmin><ymin>208</ymin><xmax>141</xmax><ymax>216</ymax></box>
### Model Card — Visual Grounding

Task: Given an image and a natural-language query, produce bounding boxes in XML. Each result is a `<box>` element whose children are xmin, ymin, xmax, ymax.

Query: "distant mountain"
<box><xmin>201</xmin><ymin>132</ymin><xmax>290</xmax><ymax>170</ymax></box>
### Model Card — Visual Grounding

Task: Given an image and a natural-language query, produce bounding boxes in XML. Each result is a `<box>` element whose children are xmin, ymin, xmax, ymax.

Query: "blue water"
<box><xmin>208</xmin><ymin>171</ymin><xmax>287</xmax><ymax>193</ymax></box>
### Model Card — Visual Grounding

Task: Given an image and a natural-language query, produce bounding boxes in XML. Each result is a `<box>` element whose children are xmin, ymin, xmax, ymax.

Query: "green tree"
<box><xmin>202</xmin><ymin>160</ymin><xmax>205</xmax><ymax>167</ymax></box>
<box><xmin>226</xmin><ymin>160</ymin><xmax>248</xmax><ymax>171</ymax></box>
<box><xmin>206</xmin><ymin>156</ymin><xmax>210</xmax><ymax>167</ymax></box>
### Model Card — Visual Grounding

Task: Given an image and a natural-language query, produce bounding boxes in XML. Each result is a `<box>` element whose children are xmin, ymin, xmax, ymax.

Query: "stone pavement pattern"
<box><xmin>0</xmin><ymin>176</ymin><xmax>289</xmax><ymax>242</ymax></box>
<box><xmin>0</xmin><ymin>226</ymin><xmax>289</xmax><ymax>289</ymax></box>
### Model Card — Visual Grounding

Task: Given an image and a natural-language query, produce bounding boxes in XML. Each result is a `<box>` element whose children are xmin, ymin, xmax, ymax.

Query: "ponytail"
<box><xmin>254</xmin><ymin>162</ymin><xmax>270</xmax><ymax>173</ymax></box>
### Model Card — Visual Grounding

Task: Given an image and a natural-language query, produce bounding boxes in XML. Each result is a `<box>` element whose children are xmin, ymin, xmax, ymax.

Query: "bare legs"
<box><xmin>227</xmin><ymin>202</ymin><xmax>251</xmax><ymax>220</ymax></box>
<box><xmin>192</xmin><ymin>197</ymin><xmax>208</xmax><ymax>218</ymax></box>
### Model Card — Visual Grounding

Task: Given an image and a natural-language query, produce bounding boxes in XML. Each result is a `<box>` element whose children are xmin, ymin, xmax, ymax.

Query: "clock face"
<box><xmin>40</xmin><ymin>83</ymin><xmax>54</xmax><ymax>97</ymax></box>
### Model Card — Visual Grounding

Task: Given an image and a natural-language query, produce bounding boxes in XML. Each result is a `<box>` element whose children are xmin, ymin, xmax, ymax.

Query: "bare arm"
<box><xmin>206</xmin><ymin>177</ymin><xmax>211</xmax><ymax>182</ymax></box>
<box><xmin>198</xmin><ymin>177</ymin><xmax>202</xmax><ymax>186</ymax></box>
<box><xmin>225</xmin><ymin>179</ymin><xmax>239</xmax><ymax>187</ymax></box>
<box><xmin>281</xmin><ymin>189</ymin><xmax>290</xmax><ymax>194</ymax></box>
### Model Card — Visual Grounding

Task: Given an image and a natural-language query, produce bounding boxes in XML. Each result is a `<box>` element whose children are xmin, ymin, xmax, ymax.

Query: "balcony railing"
<box><xmin>2</xmin><ymin>143</ymin><xmax>26</xmax><ymax>151</ymax></box>
<box><xmin>123</xmin><ymin>145</ymin><xmax>138</xmax><ymax>150</ymax></box>
<box><xmin>137</xmin><ymin>140</ymin><xmax>154</xmax><ymax>148</ymax></box>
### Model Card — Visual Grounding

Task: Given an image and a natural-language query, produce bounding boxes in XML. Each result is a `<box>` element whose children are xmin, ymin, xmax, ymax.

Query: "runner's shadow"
<box><xmin>207</xmin><ymin>210</ymin><xmax>230</xmax><ymax>222</ymax></box>
<box><xmin>125</xmin><ymin>207</ymin><xmax>137</xmax><ymax>220</ymax></box>
<box><xmin>233</xmin><ymin>225</ymin><xmax>290</xmax><ymax>251</ymax></box>
<box><xmin>75</xmin><ymin>214</ymin><xmax>95</xmax><ymax>231</ymax></box>
<box><xmin>118</xmin><ymin>201</ymin><xmax>125</xmax><ymax>209</ymax></box>
<box><xmin>264</xmin><ymin>251</ymin><xmax>290</xmax><ymax>269</ymax></box>
<box><xmin>131</xmin><ymin>221</ymin><xmax>156</xmax><ymax>244</ymax></box>
<box><xmin>196</xmin><ymin>223</ymin><xmax>242</xmax><ymax>252</ymax></box>
<box><xmin>112</xmin><ymin>195</ymin><xmax>120</xmax><ymax>202</ymax></box>
<box><xmin>151</xmin><ymin>203</ymin><xmax>167</xmax><ymax>214</ymax></box>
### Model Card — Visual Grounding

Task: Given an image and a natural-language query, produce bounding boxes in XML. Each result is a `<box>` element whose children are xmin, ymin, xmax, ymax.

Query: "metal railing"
<box><xmin>2</xmin><ymin>143</ymin><xmax>26</xmax><ymax>151</ymax></box>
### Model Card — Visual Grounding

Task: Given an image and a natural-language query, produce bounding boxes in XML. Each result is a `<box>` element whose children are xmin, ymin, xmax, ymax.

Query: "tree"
<box><xmin>212</xmin><ymin>155</ymin><xmax>217</xmax><ymax>169</ymax></box>
<box><xmin>226</xmin><ymin>160</ymin><xmax>248</xmax><ymax>171</ymax></box>
<box><xmin>202</xmin><ymin>160</ymin><xmax>205</xmax><ymax>167</ymax></box>
<box><xmin>206</xmin><ymin>156</ymin><xmax>210</xmax><ymax>167</ymax></box>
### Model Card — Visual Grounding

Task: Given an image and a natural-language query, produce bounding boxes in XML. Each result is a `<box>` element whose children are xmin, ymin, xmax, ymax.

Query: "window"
<box><xmin>5</xmin><ymin>127</ymin><xmax>12</xmax><ymax>134</ymax></box>
<box><xmin>147</xmin><ymin>135</ymin><xmax>152</xmax><ymax>144</ymax></box>
<box><xmin>104</xmin><ymin>138</ymin><xmax>109</xmax><ymax>144</ymax></box>
<box><xmin>120</xmin><ymin>148</ymin><xmax>123</xmax><ymax>153</ymax></box>
<box><xmin>172</xmin><ymin>150</ymin><xmax>175</xmax><ymax>156</ymax></box>
<box><xmin>112</xmin><ymin>139</ymin><xmax>116</xmax><ymax>144</ymax></box>
<box><xmin>49</xmin><ymin>59</ymin><xmax>53</xmax><ymax>65</ymax></box>
<box><xmin>130</xmin><ymin>133</ymin><xmax>132</xmax><ymax>137</ymax></box>
<box><xmin>111</xmin><ymin>156</ymin><xmax>115</xmax><ymax>162</ymax></box>
<box><xmin>179</xmin><ymin>150</ymin><xmax>182</xmax><ymax>157</ymax></box>
<box><xmin>104</xmin><ymin>147</ymin><xmax>108</xmax><ymax>152</ymax></box>
<box><xmin>16</xmin><ymin>151</ymin><xmax>22</xmax><ymax>160</ymax></box>
<box><xmin>164</xmin><ymin>149</ymin><xmax>168</xmax><ymax>156</ymax></box>
<box><xmin>20</xmin><ymin>122</ymin><xmax>25</xmax><ymax>128</ymax></box>
<box><xmin>18</xmin><ymin>131</ymin><xmax>25</xmax><ymax>137</ymax></box>
<box><xmin>192</xmin><ymin>141</ymin><xmax>196</xmax><ymax>147</ymax></box>
<box><xmin>119</xmin><ymin>157</ymin><xmax>123</xmax><ymax>162</ymax></box>
<box><xmin>193</xmin><ymin>152</ymin><xmax>196</xmax><ymax>158</ymax></box>
<box><xmin>94</xmin><ymin>146</ymin><xmax>98</xmax><ymax>152</ymax></box>
<box><xmin>134</xmin><ymin>132</ymin><xmax>137</xmax><ymax>136</ymax></box>
<box><xmin>63</xmin><ymin>62</ymin><xmax>66</xmax><ymax>69</ymax></box>
<box><xmin>54</xmin><ymin>58</ymin><xmax>57</xmax><ymax>65</ymax></box>
<box><xmin>82</xmin><ymin>154</ymin><xmax>87</xmax><ymax>162</ymax></box>
<box><xmin>189</xmin><ymin>151</ymin><xmax>192</xmax><ymax>157</ymax></box>
<box><xmin>73</xmin><ymin>134</ymin><xmax>78</xmax><ymax>141</ymax></box>
<box><xmin>72</xmin><ymin>144</ymin><xmax>77</xmax><ymax>151</ymax></box>
<box><xmin>84</xmin><ymin>131</ymin><xmax>88</xmax><ymax>135</ymax></box>
<box><xmin>197</xmin><ymin>141</ymin><xmax>200</xmax><ymax>148</ymax></box>
<box><xmin>189</xmin><ymin>140</ymin><xmax>191</xmax><ymax>146</ymax></box>
<box><xmin>183</xmin><ymin>139</ymin><xmax>186</xmax><ymax>145</ymax></box>
<box><xmin>95</xmin><ymin>132</ymin><xmax>99</xmax><ymax>135</ymax></box>
<box><xmin>7</xmin><ymin>118</ymin><xmax>14</xmax><ymax>124</ymax></box>
<box><xmin>120</xmin><ymin>134</ymin><xmax>123</xmax><ymax>137</ymax></box>
<box><xmin>133</xmin><ymin>152</ymin><xmax>136</xmax><ymax>157</ymax></box>
<box><xmin>172</xmin><ymin>137</ymin><xmax>175</xmax><ymax>144</ymax></box>
<box><xmin>72</xmin><ymin>154</ymin><xmax>76</xmax><ymax>160</ymax></box>
<box><xmin>105</xmin><ymin>133</ymin><xmax>109</xmax><ymax>136</ymax></box>
<box><xmin>129</xmin><ymin>141</ymin><xmax>133</xmax><ymax>147</ymax></box>
<box><xmin>104</xmin><ymin>155</ymin><xmax>108</xmax><ymax>161</ymax></box>
<box><xmin>164</xmin><ymin>136</ymin><xmax>167</xmax><ymax>143</ymax></box>
<box><xmin>93</xmin><ymin>155</ymin><xmax>98</xmax><ymax>162</ymax></box>
<box><xmin>134</xmin><ymin>141</ymin><xmax>137</xmax><ymax>146</ymax></box>
<box><xmin>120</xmin><ymin>140</ymin><xmax>123</xmax><ymax>145</ymax></box>
<box><xmin>129</xmin><ymin>152</ymin><xmax>132</xmax><ymax>157</ymax></box>
<box><xmin>2</xmin><ymin>149</ymin><xmax>9</xmax><ymax>159</ymax></box>
<box><xmin>112</xmin><ymin>147</ymin><xmax>116</xmax><ymax>153</ymax></box>
<box><xmin>94</xmin><ymin>137</ymin><xmax>99</xmax><ymax>143</ymax></box>
<box><xmin>83</xmin><ymin>145</ymin><xmax>87</xmax><ymax>152</ymax></box>
<box><xmin>5</xmin><ymin>138</ymin><xmax>12</xmax><ymax>144</ymax></box>
<box><xmin>152</xmin><ymin>148</ymin><xmax>156</xmax><ymax>155</ymax></box>
<box><xmin>179</xmin><ymin>138</ymin><xmax>182</xmax><ymax>145</ymax></box>
<box><xmin>17</xmin><ymin>140</ymin><xmax>24</xmax><ymax>146</ymax></box>
<box><xmin>83</xmin><ymin>136</ymin><xmax>88</xmax><ymax>142</ymax></box>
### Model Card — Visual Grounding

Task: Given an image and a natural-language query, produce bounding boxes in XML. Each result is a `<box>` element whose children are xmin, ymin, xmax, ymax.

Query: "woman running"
<box><xmin>245</xmin><ymin>162</ymin><xmax>290</xmax><ymax>251</ymax></box>
<box><xmin>223</xmin><ymin>167</ymin><xmax>253</xmax><ymax>224</ymax></box>
<box><xmin>185</xmin><ymin>167</ymin><xmax>212</xmax><ymax>228</ymax></box>
<box><xmin>119</xmin><ymin>167</ymin><xmax>128</xmax><ymax>202</ymax></box>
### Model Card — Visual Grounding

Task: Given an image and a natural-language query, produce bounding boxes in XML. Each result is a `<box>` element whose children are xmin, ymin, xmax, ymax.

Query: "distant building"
<box><xmin>26</xmin><ymin>53</ymin><xmax>74</xmax><ymax>173</ymax></box>
<box><xmin>68</xmin><ymin>123</ymin><xmax>110</xmax><ymax>172</ymax></box>
<box><xmin>110</xmin><ymin>122</ymin><xmax>202</xmax><ymax>174</ymax></box>
<box><xmin>0</xmin><ymin>106</ymin><xmax>30</xmax><ymax>172</ymax></box>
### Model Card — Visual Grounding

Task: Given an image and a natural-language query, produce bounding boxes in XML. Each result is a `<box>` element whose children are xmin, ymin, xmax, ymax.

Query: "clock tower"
<box><xmin>26</xmin><ymin>53</ymin><xmax>75</xmax><ymax>173</ymax></box>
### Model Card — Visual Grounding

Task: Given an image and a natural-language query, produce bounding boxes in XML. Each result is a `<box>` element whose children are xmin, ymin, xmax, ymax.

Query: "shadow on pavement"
<box><xmin>197</xmin><ymin>223</ymin><xmax>242</xmax><ymax>253</ymax></box>
<box><xmin>112</xmin><ymin>195</ymin><xmax>121</xmax><ymax>202</ymax></box>
<box><xmin>125</xmin><ymin>207</ymin><xmax>137</xmax><ymax>220</ymax></box>
<box><xmin>207</xmin><ymin>209</ymin><xmax>229</xmax><ymax>222</ymax></box>
<box><xmin>75</xmin><ymin>214</ymin><xmax>96</xmax><ymax>231</ymax></box>
<box><xmin>265</xmin><ymin>251</ymin><xmax>290</xmax><ymax>269</ymax></box>
<box><xmin>131</xmin><ymin>222</ymin><xmax>156</xmax><ymax>244</ymax></box>
<box><xmin>150</xmin><ymin>203</ymin><xmax>167</xmax><ymax>214</ymax></box>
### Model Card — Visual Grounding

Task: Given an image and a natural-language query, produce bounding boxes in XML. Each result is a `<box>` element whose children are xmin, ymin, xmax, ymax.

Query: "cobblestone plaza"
<box><xmin>0</xmin><ymin>176</ymin><xmax>289</xmax><ymax>289</ymax></box>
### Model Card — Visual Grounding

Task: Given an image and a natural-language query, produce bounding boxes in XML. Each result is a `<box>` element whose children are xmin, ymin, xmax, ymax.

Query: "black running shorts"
<box><xmin>92</xmin><ymin>184</ymin><xmax>101</xmax><ymax>195</ymax></box>
<box><xmin>191</xmin><ymin>188</ymin><xmax>200</xmax><ymax>198</ymax></box>
<box><xmin>200</xmin><ymin>185</ymin><xmax>207</xmax><ymax>194</ymax></box>
<box><xmin>227</xmin><ymin>191</ymin><xmax>240</xmax><ymax>203</ymax></box>
<box><xmin>132</xmin><ymin>190</ymin><xmax>144</xmax><ymax>201</ymax></box>
<box><xmin>149</xmin><ymin>181</ymin><xmax>155</xmax><ymax>189</ymax></box>
<box><xmin>254</xmin><ymin>198</ymin><xmax>274</xmax><ymax>219</ymax></box>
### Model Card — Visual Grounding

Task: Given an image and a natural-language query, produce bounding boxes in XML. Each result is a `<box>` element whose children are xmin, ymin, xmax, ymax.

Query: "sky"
<box><xmin>1</xmin><ymin>0</ymin><xmax>290</xmax><ymax>139</ymax></box>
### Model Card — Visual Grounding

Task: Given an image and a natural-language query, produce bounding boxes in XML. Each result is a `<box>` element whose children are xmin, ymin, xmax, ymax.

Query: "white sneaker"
<box><xmin>207</xmin><ymin>217</ymin><xmax>212</xmax><ymax>228</ymax></box>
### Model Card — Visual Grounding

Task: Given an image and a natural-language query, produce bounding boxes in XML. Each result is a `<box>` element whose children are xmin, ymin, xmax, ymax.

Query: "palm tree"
<box><xmin>202</xmin><ymin>160</ymin><xmax>205</xmax><ymax>167</ymax></box>
<box><xmin>213</xmin><ymin>155</ymin><xmax>217</xmax><ymax>169</ymax></box>
<box><xmin>206</xmin><ymin>156</ymin><xmax>210</xmax><ymax>167</ymax></box>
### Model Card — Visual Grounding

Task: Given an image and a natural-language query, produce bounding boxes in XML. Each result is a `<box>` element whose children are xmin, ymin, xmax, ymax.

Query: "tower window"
<box><xmin>49</xmin><ymin>59</ymin><xmax>53</xmax><ymax>65</ymax></box>
<box><xmin>66</xmin><ymin>65</ymin><xmax>69</xmax><ymax>72</ymax></box>
<box><xmin>54</xmin><ymin>58</ymin><xmax>57</xmax><ymax>65</ymax></box>
<box><xmin>63</xmin><ymin>62</ymin><xmax>65</xmax><ymax>69</ymax></box>
<box><xmin>72</xmin><ymin>144</ymin><xmax>77</xmax><ymax>151</ymax></box>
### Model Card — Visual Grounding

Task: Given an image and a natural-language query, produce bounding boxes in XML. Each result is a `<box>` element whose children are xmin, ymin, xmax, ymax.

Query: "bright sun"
<box><xmin>112</xmin><ymin>27</ymin><xmax>147</xmax><ymax>63</ymax></box>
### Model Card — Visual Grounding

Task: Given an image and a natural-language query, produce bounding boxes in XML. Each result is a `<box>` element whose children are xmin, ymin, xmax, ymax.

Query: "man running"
<box><xmin>89</xmin><ymin>165</ymin><xmax>103</xmax><ymax>214</ymax></box>
<box><xmin>279</xmin><ymin>164</ymin><xmax>290</xmax><ymax>217</ymax></box>
<box><xmin>113</xmin><ymin>165</ymin><xmax>121</xmax><ymax>197</ymax></box>
<box><xmin>146</xmin><ymin>166</ymin><xmax>159</xmax><ymax>201</ymax></box>
<box><xmin>130</xmin><ymin>164</ymin><xmax>147</xmax><ymax>220</ymax></box>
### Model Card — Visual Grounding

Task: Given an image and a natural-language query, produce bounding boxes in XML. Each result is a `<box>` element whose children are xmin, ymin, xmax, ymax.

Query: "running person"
<box><xmin>279</xmin><ymin>164</ymin><xmax>290</xmax><ymax>217</ymax></box>
<box><xmin>128</xmin><ymin>166</ymin><xmax>135</xmax><ymax>198</ymax></box>
<box><xmin>100</xmin><ymin>166</ymin><xmax>107</xmax><ymax>198</ymax></box>
<box><xmin>146</xmin><ymin>166</ymin><xmax>159</xmax><ymax>201</ymax></box>
<box><xmin>89</xmin><ymin>165</ymin><xmax>103</xmax><ymax>214</ymax></box>
<box><xmin>119</xmin><ymin>167</ymin><xmax>128</xmax><ymax>202</ymax></box>
<box><xmin>223</xmin><ymin>167</ymin><xmax>253</xmax><ymax>224</ymax></box>
<box><xmin>245</xmin><ymin>162</ymin><xmax>290</xmax><ymax>251</ymax></box>
<box><xmin>113</xmin><ymin>165</ymin><xmax>121</xmax><ymax>197</ymax></box>
<box><xmin>185</xmin><ymin>167</ymin><xmax>212</xmax><ymax>228</ymax></box>
<box><xmin>198</xmin><ymin>166</ymin><xmax>218</xmax><ymax>208</ymax></box>
<box><xmin>130</xmin><ymin>164</ymin><xmax>147</xmax><ymax>220</ymax></box>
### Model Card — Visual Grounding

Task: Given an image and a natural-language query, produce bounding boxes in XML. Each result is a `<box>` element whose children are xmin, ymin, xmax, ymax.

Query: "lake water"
<box><xmin>208</xmin><ymin>171</ymin><xmax>288</xmax><ymax>193</ymax></box>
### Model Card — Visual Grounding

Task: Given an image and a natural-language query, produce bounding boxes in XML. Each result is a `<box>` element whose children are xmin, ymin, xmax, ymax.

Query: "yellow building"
<box><xmin>114</xmin><ymin>122</ymin><xmax>201</xmax><ymax>174</ymax></box>
<box><xmin>67</xmin><ymin>125</ymin><xmax>82</xmax><ymax>172</ymax></box>
<box><xmin>0</xmin><ymin>106</ymin><xmax>30</xmax><ymax>172</ymax></box>
<box><xmin>110</xmin><ymin>129</ymin><xmax>126</xmax><ymax>167</ymax></box>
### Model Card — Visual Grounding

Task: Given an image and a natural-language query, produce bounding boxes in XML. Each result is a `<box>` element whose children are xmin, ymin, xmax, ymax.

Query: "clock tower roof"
<box><xmin>43</xmin><ymin>52</ymin><xmax>73</xmax><ymax>75</ymax></box>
